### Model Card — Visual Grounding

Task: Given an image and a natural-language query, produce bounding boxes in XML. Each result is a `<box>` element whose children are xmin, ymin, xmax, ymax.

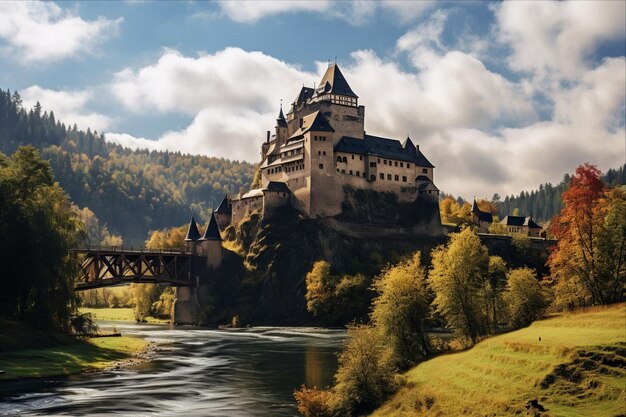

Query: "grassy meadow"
<box><xmin>372</xmin><ymin>304</ymin><xmax>626</xmax><ymax>417</ymax></box>
<box><xmin>79</xmin><ymin>307</ymin><xmax>170</xmax><ymax>324</ymax></box>
<box><xmin>0</xmin><ymin>320</ymin><xmax>148</xmax><ymax>381</ymax></box>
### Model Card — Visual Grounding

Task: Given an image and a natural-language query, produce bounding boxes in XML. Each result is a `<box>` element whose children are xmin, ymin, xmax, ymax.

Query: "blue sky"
<box><xmin>0</xmin><ymin>1</ymin><xmax>624</xmax><ymax>199</ymax></box>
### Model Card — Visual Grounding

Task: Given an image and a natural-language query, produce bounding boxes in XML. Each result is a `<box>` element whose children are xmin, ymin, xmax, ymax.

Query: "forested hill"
<box><xmin>497</xmin><ymin>165</ymin><xmax>625</xmax><ymax>224</ymax></box>
<box><xmin>0</xmin><ymin>89</ymin><xmax>256</xmax><ymax>245</ymax></box>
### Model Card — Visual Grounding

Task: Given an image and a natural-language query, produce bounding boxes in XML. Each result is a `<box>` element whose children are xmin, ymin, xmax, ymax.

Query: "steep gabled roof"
<box><xmin>472</xmin><ymin>199</ymin><xmax>493</xmax><ymax>223</ymax></box>
<box><xmin>403</xmin><ymin>136</ymin><xmax>418</xmax><ymax>157</ymax></box>
<box><xmin>184</xmin><ymin>215</ymin><xmax>201</xmax><ymax>241</ymax></box>
<box><xmin>215</xmin><ymin>195</ymin><xmax>231</xmax><ymax>214</ymax></box>
<box><xmin>334</xmin><ymin>134</ymin><xmax>434</xmax><ymax>167</ymax></box>
<box><xmin>200</xmin><ymin>213</ymin><xmax>222</xmax><ymax>241</ymax></box>
<box><xmin>289</xmin><ymin>111</ymin><xmax>335</xmax><ymax>139</ymax></box>
<box><xmin>294</xmin><ymin>86</ymin><xmax>314</xmax><ymax>106</ymax></box>
<box><xmin>263</xmin><ymin>181</ymin><xmax>291</xmax><ymax>194</ymax></box>
<box><xmin>317</xmin><ymin>64</ymin><xmax>358</xmax><ymax>98</ymax></box>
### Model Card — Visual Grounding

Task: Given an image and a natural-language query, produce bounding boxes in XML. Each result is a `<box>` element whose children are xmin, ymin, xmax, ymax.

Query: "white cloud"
<box><xmin>21</xmin><ymin>86</ymin><xmax>111</xmax><ymax>132</ymax></box>
<box><xmin>214</xmin><ymin>0</ymin><xmax>432</xmax><ymax>25</ymax></box>
<box><xmin>105</xmin><ymin>6</ymin><xmax>624</xmax><ymax>200</ymax></box>
<box><xmin>493</xmin><ymin>1</ymin><xmax>625</xmax><ymax>81</ymax></box>
<box><xmin>0</xmin><ymin>2</ymin><xmax>122</xmax><ymax>63</ymax></box>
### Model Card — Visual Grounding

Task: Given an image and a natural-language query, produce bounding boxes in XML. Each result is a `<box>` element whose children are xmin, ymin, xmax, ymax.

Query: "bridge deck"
<box><xmin>71</xmin><ymin>248</ymin><xmax>205</xmax><ymax>290</ymax></box>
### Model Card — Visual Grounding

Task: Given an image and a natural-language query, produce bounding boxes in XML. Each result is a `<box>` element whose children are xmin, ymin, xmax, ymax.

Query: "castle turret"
<box><xmin>275</xmin><ymin>103</ymin><xmax>288</xmax><ymax>147</ymax></box>
<box><xmin>199</xmin><ymin>212</ymin><xmax>222</xmax><ymax>269</ymax></box>
<box><xmin>214</xmin><ymin>195</ymin><xmax>232</xmax><ymax>230</ymax></box>
<box><xmin>184</xmin><ymin>215</ymin><xmax>201</xmax><ymax>253</ymax></box>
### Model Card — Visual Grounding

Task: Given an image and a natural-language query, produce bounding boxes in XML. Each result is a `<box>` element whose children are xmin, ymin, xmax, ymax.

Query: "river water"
<box><xmin>0</xmin><ymin>321</ymin><xmax>346</xmax><ymax>416</ymax></box>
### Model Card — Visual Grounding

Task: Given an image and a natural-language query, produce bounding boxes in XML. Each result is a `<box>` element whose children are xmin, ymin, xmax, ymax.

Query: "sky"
<box><xmin>0</xmin><ymin>0</ymin><xmax>624</xmax><ymax>199</ymax></box>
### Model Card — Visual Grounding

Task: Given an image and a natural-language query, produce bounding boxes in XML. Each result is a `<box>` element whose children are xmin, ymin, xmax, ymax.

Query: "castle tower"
<box><xmin>214</xmin><ymin>195</ymin><xmax>232</xmax><ymax>230</ymax></box>
<box><xmin>199</xmin><ymin>212</ymin><xmax>222</xmax><ymax>269</ymax></box>
<box><xmin>184</xmin><ymin>215</ymin><xmax>201</xmax><ymax>254</ymax></box>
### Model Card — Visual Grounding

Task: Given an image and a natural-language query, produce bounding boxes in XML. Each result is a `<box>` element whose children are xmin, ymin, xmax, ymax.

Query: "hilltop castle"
<box><xmin>222</xmin><ymin>63</ymin><xmax>440</xmax><ymax>226</ymax></box>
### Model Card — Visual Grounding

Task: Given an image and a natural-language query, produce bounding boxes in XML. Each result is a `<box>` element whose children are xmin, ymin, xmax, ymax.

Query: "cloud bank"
<box><xmin>0</xmin><ymin>2</ymin><xmax>122</xmax><ymax>63</ymax></box>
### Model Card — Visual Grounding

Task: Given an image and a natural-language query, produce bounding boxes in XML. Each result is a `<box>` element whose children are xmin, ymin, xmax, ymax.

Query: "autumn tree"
<box><xmin>486</xmin><ymin>256</ymin><xmax>507</xmax><ymax>331</ymax></box>
<box><xmin>504</xmin><ymin>268</ymin><xmax>550</xmax><ymax>327</ymax></box>
<box><xmin>430</xmin><ymin>227</ymin><xmax>490</xmax><ymax>342</ymax></box>
<box><xmin>548</xmin><ymin>164</ymin><xmax>624</xmax><ymax>307</ymax></box>
<box><xmin>371</xmin><ymin>252</ymin><xmax>431</xmax><ymax>368</ymax></box>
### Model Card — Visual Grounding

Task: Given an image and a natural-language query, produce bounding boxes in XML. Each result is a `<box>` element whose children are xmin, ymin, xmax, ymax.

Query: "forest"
<box><xmin>0</xmin><ymin>89</ymin><xmax>256</xmax><ymax>245</ymax></box>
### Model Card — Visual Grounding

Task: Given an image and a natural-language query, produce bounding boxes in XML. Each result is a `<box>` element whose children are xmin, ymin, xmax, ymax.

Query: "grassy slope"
<box><xmin>373</xmin><ymin>304</ymin><xmax>626</xmax><ymax>417</ymax></box>
<box><xmin>0</xmin><ymin>320</ymin><xmax>147</xmax><ymax>381</ymax></box>
<box><xmin>79</xmin><ymin>307</ymin><xmax>170</xmax><ymax>324</ymax></box>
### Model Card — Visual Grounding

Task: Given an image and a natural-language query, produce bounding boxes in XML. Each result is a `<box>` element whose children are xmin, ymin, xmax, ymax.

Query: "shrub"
<box><xmin>504</xmin><ymin>268</ymin><xmax>550</xmax><ymax>327</ymax></box>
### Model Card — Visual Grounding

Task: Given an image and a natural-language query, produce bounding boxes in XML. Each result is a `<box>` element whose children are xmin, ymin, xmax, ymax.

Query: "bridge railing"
<box><xmin>70</xmin><ymin>245</ymin><xmax>194</xmax><ymax>255</ymax></box>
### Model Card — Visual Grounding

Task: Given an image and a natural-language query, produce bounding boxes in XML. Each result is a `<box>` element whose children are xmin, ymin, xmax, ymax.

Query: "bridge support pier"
<box><xmin>173</xmin><ymin>286</ymin><xmax>200</xmax><ymax>325</ymax></box>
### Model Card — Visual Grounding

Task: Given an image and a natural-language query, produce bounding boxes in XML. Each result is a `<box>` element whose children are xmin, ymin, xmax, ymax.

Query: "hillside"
<box><xmin>0</xmin><ymin>89</ymin><xmax>256</xmax><ymax>244</ymax></box>
<box><xmin>372</xmin><ymin>304</ymin><xmax>626</xmax><ymax>417</ymax></box>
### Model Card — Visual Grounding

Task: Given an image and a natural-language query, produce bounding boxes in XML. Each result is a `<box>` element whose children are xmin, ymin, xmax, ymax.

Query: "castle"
<box><xmin>223</xmin><ymin>63</ymin><xmax>439</xmax><ymax>226</ymax></box>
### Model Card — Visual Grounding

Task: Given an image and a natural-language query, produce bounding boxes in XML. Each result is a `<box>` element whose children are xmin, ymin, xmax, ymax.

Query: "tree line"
<box><xmin>0</xmin><ymin>88</ymin><xmax>256</xmax><ymax>244</ymax></box>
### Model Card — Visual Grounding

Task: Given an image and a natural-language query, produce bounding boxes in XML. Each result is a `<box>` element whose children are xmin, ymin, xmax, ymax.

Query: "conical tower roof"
<box><xmin>200</xmin><ymin>212</ymin><xmax>222</xmax><ymax>241</ymax></box>
<box><xmin>276</xmin><ymin>104</ymin><xmax>287</xmax><ymax>128</ymax></box>
<box><xmin>215</xmin><ymin>195</ymin><xmax>231</xmax><ymax>214</ymax></box>
<box><xmin>317</xmin><ymin>63</ymin><xmax>358</xmax><ymax>98</ymax></box>
<box><xmin>184</xmin><ymin>215</ymin><xmax>201</xmax><ymax>241</ymax></box>
<box><xmin>471</xmin><ymin>198</ymin><xmax>480</xmax><ymax>214</ymax></box>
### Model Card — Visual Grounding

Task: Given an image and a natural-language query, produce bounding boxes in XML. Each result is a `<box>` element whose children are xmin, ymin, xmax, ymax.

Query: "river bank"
<box><xmin>0</xmin><ymin>319</ymin><xmax>150</xmax><ymax>382</ymax></box>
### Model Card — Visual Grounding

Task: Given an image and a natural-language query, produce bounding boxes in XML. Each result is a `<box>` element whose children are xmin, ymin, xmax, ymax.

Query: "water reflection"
<box><xmin>0</xmin><ymin>322</ymin><xmax>345</xmax><ymax>417</ymax></box>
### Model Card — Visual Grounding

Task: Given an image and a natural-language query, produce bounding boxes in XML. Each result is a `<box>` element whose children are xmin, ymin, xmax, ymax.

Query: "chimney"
<box><xmin>239</xmin><ymin>187</ymin><xmax>244</xmax><ymax>199</ymax></box>
<box><xmin>416</xmin><ymin>144</ymin><xmax>419</xmax><ymax>153</ymax></box>
<box><xmin>266</xmin><ymin>130</ymin><xmax>270</xmax><ymax>143</ymax></box>
<box><xmin>299</xmin><ymin>118</ymin><xmax>303</xmax><ymax>128</ymax></box>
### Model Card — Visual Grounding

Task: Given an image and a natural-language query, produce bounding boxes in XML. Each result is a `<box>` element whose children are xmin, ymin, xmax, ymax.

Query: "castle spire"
<box><xmin>200</xmin><ymin>212</ymin><xmax>222</xmax><ymax>241</ymax></box>
<box><xmin>184</xmin><ymin>215</ymin><xmax>201</xmax><ymax>241</ymax></box>
<box><xmin>276</xmin><ymin>100</ymin><xmax>287</xmax><ymax>128</ymax></box>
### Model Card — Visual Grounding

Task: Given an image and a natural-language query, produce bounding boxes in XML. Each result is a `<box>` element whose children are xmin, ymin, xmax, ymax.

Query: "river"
<box><xmin>0</xmin><ymin>321</ymin><xmax>346</xmax><ymax>416</ymax></box>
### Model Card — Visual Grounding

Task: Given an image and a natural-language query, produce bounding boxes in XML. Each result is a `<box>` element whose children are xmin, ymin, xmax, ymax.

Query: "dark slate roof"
<box><xmin>200</xmin><ymin>213</ymin><xmax>222</xmax><ymax>241</ymax></box>
<box><xmin>415</xmin><ymin>175</ymin><xmax>430</xmax><ymax>181</ymax></box>
<box><xmin>294</xmin><ymin>86</ymin><xmax>314</xmax><ymax>106</ymax></box>
<box><xmin>317</xmin><ymin>64</ymin><xmax>358</xmax><ymax>98</ymax></box>
<box><xmin>184</xmin><ymin>215</ymin><xmax>201</xmax><ymax>241</ymax></box>
<box><xmin>471</xmin><ymin>199</ymin><xmax>493</xmax><ymax>223</ymax></box>
<box><xmin>403</xmin><ymin>136</ymin><xmax>418</xmax><ymax>157</ymax></box>
<box><xmin>263</xmin><ymin>181</ymin><xmax>291</xmax><ymax>194</ymax></box>
<box><xmin>500</xmin><ymin>215</ymin><xmax>542</xmax><ymax>229</ymax></box>
<box><xmin>215</xmin><ymin>195</ymin><xmax>231</xmax><ymax>214</ymax></box>
<box><xmin>276</xmin><ymin>106</ymin><xmax>287</xmax><ymax>128</ymax></box>
<box><xmin>289</xmin><ymin>111</ymin><xmax>335</xmax><ymax>138</ymax></box>
<box><xmin>525</xmin><ymin>217</ymin><xmax>542</xmax><ymax>229</ymax></box>
<box><xmin>477</xmin><ymin>211</ymin><xmax>493</xmax><ymax>223</ymax></box>
<box><xmin>334</xmin><ymin>134</ymin><xmax>434</xmax><ymax>167</ymax></box>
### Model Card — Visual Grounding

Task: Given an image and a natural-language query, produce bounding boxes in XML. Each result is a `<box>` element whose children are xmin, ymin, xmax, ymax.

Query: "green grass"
<box><xmin>0</xmin><ymin>320</ymin><xmax>148</xmax><ymax>380</ymax></box>
<box><xmin>79</xmin><ymin>307</ymin><xmax>170</xmax><ymax>324</ymax></box>
<box><xmin>372</xmin><ymin>304</ymin><xmax>626</xmax><ymax>417</ymax></box>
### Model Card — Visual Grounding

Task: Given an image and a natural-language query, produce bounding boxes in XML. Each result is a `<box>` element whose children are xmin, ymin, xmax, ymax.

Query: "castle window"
<box><xmin>400</xmin><ymin>162</ymin><xmax>403</xmax><ymax>167</ymax></box>
<box><xmin>337</xmin><ymin>169</ymin><xmax>339</xmax><ymax>173</ymax></box>
<box><xmin>362</xmin><ymin>172</ymin><xmax>366</xmax><ymax>178</ymax></box>
<box><xmin>387</xmin><ymin>174</ymin><xmax>392</xmax><ymax>180</ymax></box>
<box><xmin>407</xmin><ymin>164</ymin><xmax>411</xmax><ymax>169</ymax></box>
<box><xmin>402</xmin><ymin>176</ymin><xmax>407</xmax><ymax>182</ymax></box>
<box><xmin>342</xmin><ymin>157</ymin><xmax>347</xmax><ymax>163</ymax></box>
<box><xmin>383</xmin><ymin>160</ymin><xmax>387</xmax><ymax>165</ymax></box>
<box><xmin>380</xmin><ymin>173</ymin><xmax>384</xmax><ymax>180</ymax></box>
<box><xmin>342</xmin><ymin>169</ymin><xmax>346</xmax><ymax>174</ymax></box>
<box><xmin>318</xmin><ymin>151</ymin><xmax>321</xmax><ymax>155</ymax></box>
<box><xmin>323</xmin><ymin>151</ymin><xmax>326</xmax><ymax>155</ymax></box>
<box><xmin>370</xmin><ymin>162</ymin><xmax>376</xmax><ymax>168</ymax></box>
<box><xmin>349</xmin><ymin>170</ymin><xmax>353</xmax><ymax>175</ymax></box>
<box><xmin>337</xmin><ymin>156</ymin><xmax>342</xmax><ymax>163</ymax></box>
<box><xmin>319</xmin><ymin>164</ymin><xmax>324</xmax><ymax>169</ymax></box>
<box><xmin>395</xmin><ymin>161</ymin><xmax>398</xmax><ymax>167</ymax></box>
<box><xmin>351</xmin><ymin>154</ymin><xmax>354</xmax><ymax>160</ymax></box>
<box><xmin>378</xmin><ymin>158</ymin><xmax>380</xmax><ymax>163</ymax></box>
<box><xmin>314</xmin><ymin>136</ymin><xmax>318</xmax><ymax>141</ymax></box>
<box><xmin>356</xmin><ymin>171</ymin><xmax>360</xmax><ymax>176</ymax></box>
<box><xmin>359</xmin><ymin>155</ymin><xmax>363</xmax><ymax>160</ymax></box>
<box><xmin>395</xmin><ymin>175</ymin><xmax>399</xmax><ymax>181</ymax></box>
<box><xmin>423</xmin><ymin>168</ymin><xmax>428</xmax><ymax>173</ymax></box>
<box><xmin>370</xmin><ymin>175</ymin><xmax>376</xmax><ymax>181</ymax></box>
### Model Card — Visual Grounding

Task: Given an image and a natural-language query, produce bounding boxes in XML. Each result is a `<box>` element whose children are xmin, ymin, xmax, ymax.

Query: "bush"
<box><xmin>70</xmin><ymin>312</ymin><xmax>98</xmax><ymax>336</ymax></box>
<box><xmin>294</xmin><ymin>386</ymin><xmax>335</xmax><ymax>417</ymax></box>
